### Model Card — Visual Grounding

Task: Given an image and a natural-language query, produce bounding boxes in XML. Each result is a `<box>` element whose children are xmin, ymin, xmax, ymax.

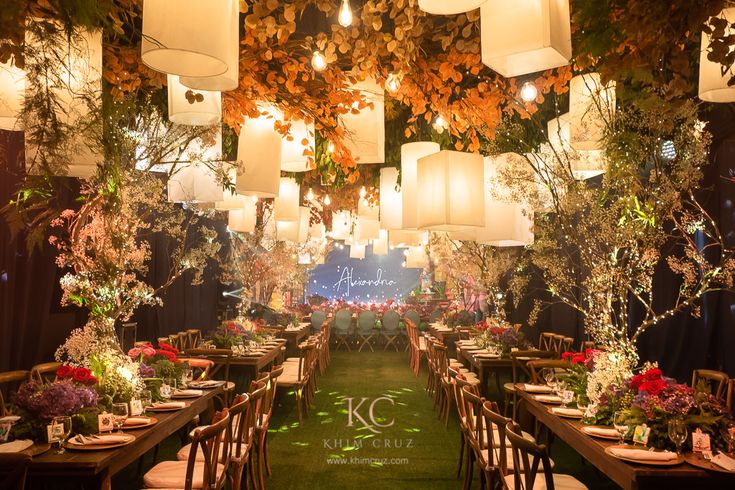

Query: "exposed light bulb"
<box><xmin>306</xmin><ymin>188</ymin><xmax>314</xmax><ymax>201</ymax></box>
<box><xmin>338</xmin><ymin>0</ymin><xmax>353</xmax><ymax>27</ymax></box>
<box><xmin>327</xmin><ymin>141</ymin><xmax>335</xmax><ymax>153</ymax></box>
<box><xmin>359</xmin><ymin>186</ymin><xmax>366</xmax><ymax>198</ymax></box>
<box><xmin>433</xmin><ymin>115</ymin><xmax>447</xmax><ymax>133</ymax></box>
<box><xmin>324</xmin><ymin>194</ymin><xmax>331</xmax><ymax>206</ymax></box>
<box><xmin>251</xmin><ymin>195</ymin><xmax>258</xmax><ymax>203</ymax></box>
<box><xmin>520</xmin><ymin>81</ymin><xmax>538</xmax><ymax>102</ymax></box>
<box><xmin>311</xmin><ymin>51</ymin><xmax>327</xmax><ymax>72</ymax></box>
<box><xmin>386</xmin><ymin>72</ymin><xmax>401</xmax><ymax>94</ymax></box>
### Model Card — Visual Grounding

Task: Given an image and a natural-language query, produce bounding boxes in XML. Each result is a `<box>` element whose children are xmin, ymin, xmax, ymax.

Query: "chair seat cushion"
<box><xmin>480</xmin><ymin>447</ymin><xmax>553</xmax><ymax>471</ymax></box>
<box><xmin>503</xmin><ymin>473</ymin><xmax>586</xmax><ymax>490</ymax></box>
<box><xmin>143</xmin><ymin>460</ymin><xmax>226</xmax><ymax>489</ymax></box>
<box><xmin>503</xmin><ymin>382</ymin><xmax>516</xmax><ymax>393</ymax></box>
<box><xmin>176</xmin><ymin>441</ymin><xmax>249</xmax><ymax>463</ymax></box>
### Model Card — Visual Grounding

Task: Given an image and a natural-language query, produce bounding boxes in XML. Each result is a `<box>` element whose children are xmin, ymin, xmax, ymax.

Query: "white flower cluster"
<box><xmin>586</xmin><ymin>350</ymin><xmax>635</xmax><ymax>407</ymax></box>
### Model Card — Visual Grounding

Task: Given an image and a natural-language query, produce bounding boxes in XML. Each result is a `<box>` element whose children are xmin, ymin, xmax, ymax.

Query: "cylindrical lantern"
<box><xmin>419</xmin><ymin>0</ymin><xmax>488</xmax><ymax>15</ymax></box>
<box><xmin>280</xmin><ymin>119</ymin><xmax>315</xmax><ymax>172</ymax></box>
<box><xmin>236</xmin><ymin>109</ymin><xmax>282</xmax><ymax>198</ymax></box>
<box><xmin>372</xmin><ymin>229</ymin><xmax>389</xmax><ymax>255</ymax></box>
<box><xmin>341</xmin><ymin>77</ymin><xmax>385</xmax><ymax>164</ymax></box>
<box><xmin>167</xmin><ymin>74</ymin><xmax>221</xmax><ymax>126</ymax></box>
<box><xmin>142</xmin><ymin>0</ymin><xmax>232</xmax><ymax>77</ymax></box>
<box><xmin>168</xmin><ymin>164</ymin><xmax>224</xmax><ymax>203</ymax></box>
<box><xmin>180</xmin><ymin>0</ymin><xmax>239</xmax><ymax>91</ymax></box>
<box><xmin>480</xmin><ymin>0</ymin><xmax>571</xmax><ymax>78</ymax></box>
<box><xmin>416</xmin><ymin>150</ymin><xmax>485</xmax><ymax>231</ymax></box>
<box><xmin>228</xmin><ymin>198</ymin><xmax>257</xmax><ymax>233</ymax></box>
<box><xmin>349</xmin><ymin>244</ymin><xmax>366</xmax><ymax>259</ymax></box>
<box><xmin>355</xmin><ymin>216</ymin><xmax>380</xmax><ymax>242</ymax></box>
<box><xmin>0</xmin><ymin>62</ymin><xmax>24</xmax><ymax>130</ymax></box>
<box><xmin>699</xmin><ymin>8</ymin><xmax>735</xmax><ymax>102</ymax></box>
<box><xmin>357</xmin><ymin>199</ymin><xmax>379</xmax><ymax>219</ymax></box>
<box><xmin>547</xmin><ymin>113</ymin><xmax>606</xmax><ymax>179</ymax></box>
<box><xmin>389</xmin><ymin>230</ymin><xmax>427</xmax><ymax>248</ymax></box>
<box><xmin>404</xmin><ymin>246</ymin><xmax>428</xmax><ymax>268</ymax></box>
<box><xmin>274</xmin><ymin>177</ymin><xmax>300</xmax><ymax>222</ymax></box>
<box><xmin>401</xmin><ymin>142</ymin><xmax>440</xmax><ymax>229</ymax></box>
<box><xmin>309</xmin><ymin>222</ymin><xmax>326</xmax><ymax>240</ymax></box>
<box><xmin>379</xmin><ymin>167</ymin><xmax>402</xmax><ymax>230</ymax></box>
<box><xmin>215</xmin><ymin>168</ymin><xmax>244</xmax><ymax>210</ymax></box>
<box><xmin>331</xmin><ymin>210</ymin><xmax>352</xmax><ymax>240</ymax></box>
<box><xmin>568</xmin><ymin>73</ymin><xmax>615</xmax><ymax>151</ymax></box>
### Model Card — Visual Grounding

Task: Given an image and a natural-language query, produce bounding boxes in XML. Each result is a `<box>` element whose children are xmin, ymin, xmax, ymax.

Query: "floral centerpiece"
<box><xmin>475</xmin><ymin>319</ymin><xmax>529</xmax><ymax>357</ymax></box>
<box><xmin>127</xmin><ymin>342</ymin><xmax>185</xmax><ymax>401</ymax></box>
<box><xmin>209</xmin><ymin>319</ymin><xmax>265</xmax><ymax>349</ymax></box>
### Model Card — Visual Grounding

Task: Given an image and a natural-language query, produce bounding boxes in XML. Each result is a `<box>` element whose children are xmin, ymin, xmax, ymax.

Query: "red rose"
<box><xmin>639</xmin><ymin>379</ymin><xmax>666</xmax><ymax>396</ymax></box>
<box><xmin>561</xmin><ymin>352</ymin><xmax>573</xmax><ymax>361</ymax></box>
<box><xmin>571</xmin><ymin>354</ymin><xmax>585</xmax><ymax>364</ymax></box>
<box><xmin>156</xmin><ymin>349</ymin><xmax>177</xmax><ymax>362</ymax></box>
<box><xmin>629</xmin><ymin>373</ymin><xmax>645</xmax><ymax>390</ymax></box>
<box><xmin>72</xmin><ymin>367</ymin><xmax>95</xmax><ymax>384</ymax></box>
<box><xmin>584</xmin><ymin>348</ymin><xmax>596</xmax><ymax>357</ymax></box>
<box><xmin>159</xmin><ymin>342</ymin><xmax>179</xmax><ymax>355</ymax></box>
<box><xmin>56</xmin><ymin>365</ymin><xmax>75</xmax><ymax>379</ymax></box>
<box><xmin>643</xmin><ymin>368</ymin><xmax>662</xmax><ymax>382</ymax></box>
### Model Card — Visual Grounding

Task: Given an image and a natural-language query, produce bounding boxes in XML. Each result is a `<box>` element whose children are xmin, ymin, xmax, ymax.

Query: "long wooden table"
<box><xmin>518</xmin><ymin>390</ymin><xmax>735</xmax><ymax>489</ymax></box>
<box><xmin>26</xmin><ymin>385</ymin><xmax>223</xmax><ymax>490</ymax></box>
<box><xmin>456</xmin><ymin>345</ymin><xmax>513</xmax><ymax>396</ymax></box>
<box><xmin>200</xmin><ymin>339</ymin><xmax>286</xmax><ymax>392</ymax></box>
<box><xmin>276</xmin><ymin>323</ymin><xmax>310</xmax><ymax>356</ymax></box>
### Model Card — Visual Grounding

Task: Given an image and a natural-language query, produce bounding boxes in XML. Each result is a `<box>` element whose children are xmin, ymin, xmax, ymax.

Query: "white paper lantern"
<box><xmin>281</xmin><ymin>119</ymin><xmax>315</xmax><ymax>172</ymax></box>
<box><xmin>355</xmin><ymin>216</ymin><xmax>380</xmax><ymax>242</ymax></box>
<box><xmin>372</xmin><ymin>229</ymin><xmax>389</xmax><ymax>255</ymax></box>
<box><xmin>298</xmin><ymin>253</ymin><xmax>312</xmax><ymax>265</ymax></box>
<box><xmin>418</xmin><ymin>0</ymin><xmax>488</xmax><ymax>15</ymax></box>
<box><xmin>349</xmin><ymin>244</ymin><xmax>366</xmax><ymax>259</ymax></box>
<box><xmin>168</xmin><ymin>164</ymin><xmax>223</xmax><ymax>203</ymax></box>
<box><xmin>228</xmin><ymin>199</ymin><xmax>257</xmax><ymax>233</ymax></box>
<box><xmin>379</xmin><ymin>167</ymin><xmax>402</xmax><ymax>230</ymax></box>
<box><xmin>277</xmin><ymin>206</ymin><xmax>309</xmax><ymax>243</ymax></box>
<box><xmin>179</xmin><ymin>0</ymin><xmax>239</xmax><ymax>91</ymax></box>
<box><xmin>547</xmin><ymin>113</ymin><xmax>606</xmax><ymax>179</ymax></box>
<box><xmin>236</xmin><ymin>109</ymin><xmax>282</xmax><ymax>198</ymax></box>
<box><xmin>401</xmin><ymin>142</ymin><xmax>440</xmax><ymax>229</ymax></box>
<box><xmin>309</xmin><ymin>222</ymin><xmax>326</xmax><ymax>240</ymax></box>
<box><xmin>274</xmin><ymin>177</ymin><xmax>300</xmax><ymax>222</ymax></box>
<box><xmin>214</xmin><ymin>168</ymin><xmax>243</xmax><ymax>210</ymax></box>
<box><xmin>416</xmin><ymin>150</ymin><xmax>485</xmax><ymax>231</ymax></box>
<box><xmin>331</xmin><ymin>210</ymin><xmax>352</xmax><ymax>240</ymax></box>
<box><xmin>568</xmin><ymin>73</ymin><xmax>615</xmax><ymax>151</ymax></box>
<box><xmin>0</xmin><ymin>62</ymin><xmax>24</xmax><ymax>130</ymax></box>
<box><xmin>142</xmin><ymin>0</ymin><xmax>232</xmax><ymax>77</ymax></box>
<box><xmin>404</xmin><ymin>246</ymin><xmax>428</xmax><ymax>268</ymax></box>
<box><xmin>167</xmin><ymin>75</ymin><xmax>221</xmax><ymax>126</ymax></box>
<box><xmin>699</xmin><ymin>8</ymin><xmax>735</xmax><ymax>102</ymax></box>
<box><xmin>480</xmin><ymin>0</ymin><xmax>571</xmax><ymax>78</ymax></box>
<box><xmin>357</xmin><ymin>199</ymin><xmax>379</xmax><ymax>219</ymax></box>
<box><xmin>341</xmin><ymin>77</ymin><xmax>385</xmax><ymax>164</ymax></box>
<box><xmin>389</xmin><ymin>230</ymin><xmax>427</xmax><ymax>248</ymax></box>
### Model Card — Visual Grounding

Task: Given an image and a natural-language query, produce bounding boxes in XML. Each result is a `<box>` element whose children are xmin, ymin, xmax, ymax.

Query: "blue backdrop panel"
<box><xmin>309</xmin><ymin>245</ymin><xmax>421</xmax><ymax>302</ymax></box>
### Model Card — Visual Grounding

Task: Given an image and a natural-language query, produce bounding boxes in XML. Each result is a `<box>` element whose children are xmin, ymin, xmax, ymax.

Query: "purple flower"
<box><xmin>139</xmin><ymin>363</ymin><xmax>156</xmax><ymax>378</ymax></box>
<box><xmin>14</xmin><ymin>380</ymin><xmax>98</xmax><ymax>420</ymax></box>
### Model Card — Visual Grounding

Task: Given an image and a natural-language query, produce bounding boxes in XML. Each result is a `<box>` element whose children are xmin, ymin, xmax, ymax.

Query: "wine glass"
<box><xmin>140</xmin><ymin>390</ymin><xmax>152</xmax><ymax>410</ymax></box>
<box><xmin>180</xmin><ymin>364</ymin><xmax>193</xmax><ymax>388</ymax></box>
<box><xmin>667</xmin><ymin>418</ymin><xmax>688</xmax><ymax>455</ymax></box>
<box><xmin>723</xmin><ymin>421</ymin><xmax>735</xmax><ymax>454</ymax></box>
<box><xmin>112</xmin><ymin>403</ymin><xmax>129</xmax><ymax>434</ymax></box>
<box><xmin>161</xmin><ymin>378</ymin><xmax>176</xmax><ymax>399</ymax></box>
<box><xmin>613</xmin><ymin>411</ymin><xmax>629</xmax><ymax>445</ymax></box>
<box><xmin>543</xmin><ymin>369</ymin><xmax>556</xmax><ymax>388</ymax></box>
<box><xmin>52</xmin><ymin>416</ymin><xmax>72</xmax><ymax>454</ymax></box>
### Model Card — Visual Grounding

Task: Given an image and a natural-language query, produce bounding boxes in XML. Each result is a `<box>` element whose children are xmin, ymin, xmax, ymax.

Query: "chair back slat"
<box><xmin>186</xmin><ymin>409</ymin><xmax>230</xmax><ymax>490</ymax></box>
<box><xmin>505</xmin><ymin>421</ymin><xmax>555</xmax><ymax>490</ymax></box>
<box><xmin>0</xmin><ymin>371</ymin><xmax>30</xmax><ymax>417</ymax></box>
<box><xmin>692</xmin><ymin>369</ymin><xmax>729</xmax><ymax>399</ymax></box>
<box><xmin>30</xmin><ymin>362</ymin><xmax>62</xmax><ymax>384</ymax></box>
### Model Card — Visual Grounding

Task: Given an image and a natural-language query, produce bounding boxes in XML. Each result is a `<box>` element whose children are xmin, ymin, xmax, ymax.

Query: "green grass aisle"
<box><xmin>265</xmin><ymin>351</ymin><xmax>461</xmax><ymax>489</ymax></box>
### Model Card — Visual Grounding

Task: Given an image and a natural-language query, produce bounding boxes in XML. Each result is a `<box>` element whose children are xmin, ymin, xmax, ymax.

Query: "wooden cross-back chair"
<box><xmin>30</xmin><ymin>362</ymin><xmax>62</xmax><ymax>384</ymax></box>
<box><xmin>0</xmin><ymin>371</ymin><xmax>30</xmax><ymax>416</ymax></box>
<box><xmin>691</xmin><ymin>369</ymin><xmax>729</xmax><ymax>399</ymax></box>
<box><xmin>538</xmin><ymin>332</ymin><xmax>555</xmax><ymax>351</ymax></box>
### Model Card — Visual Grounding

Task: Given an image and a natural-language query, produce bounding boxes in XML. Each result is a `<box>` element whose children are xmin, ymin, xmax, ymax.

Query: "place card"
<box><xmin>633</xmin><ymin>424</ymin><xmax>650</xmax><ymax>445</ymax></box>
<box><xmin>130</xmin><ymin>399</ymin><xmax>144</xmax><ymax>416</ymax></box>
<box><xmin>98</xmin><ymin>412</ymin><xmax>114</xmax><ymax>433</ymax></box>
<box><xmin>692</xmin><ymin>428</ymin><xmax>711</xmax><ymax>452</ymax></box>
<box><xmin>46</xmin><ymin>422</ymin><xmax>65</xmax><ymax>443</ymax></box>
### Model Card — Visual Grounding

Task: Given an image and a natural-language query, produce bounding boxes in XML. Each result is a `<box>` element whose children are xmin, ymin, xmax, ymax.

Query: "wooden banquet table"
<box><xmin>518</xmin><ymin>390</ymin><xmax>735</xmax><ymax>490</ymax></box>
<box><xmin>428</xmin><ymin>324</ymin><xmax>460</xmax><ymax>346</ymax></box>
<box><xmin>456</xmin><ymin>344</ymin><xmax>513</xmax><ymax>396</ymax></box>
<box><xmin>25</xmin><ymin>385</ymin><xmax>224</xmax><ymax>490</ymax></box>
<box><xmin>275</xmin><ymin>322</ymin><xmax>310</xmax><ymax>356</ymax></box>
<box><xmin>199</xmin><ymin>339</ymin><xmax>287</xmax><ymax>383</ymax></box>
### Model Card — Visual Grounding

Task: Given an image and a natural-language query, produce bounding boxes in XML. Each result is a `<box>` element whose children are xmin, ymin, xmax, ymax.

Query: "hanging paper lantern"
<box><xmin>331</xmin><ymin>210</ymin><xmax>352</xmax><ymax>240</ymax></box>
<box><xmin>0</xmin><ymin>62</ymin><xmax>24</xmax><ymax>130</ymax></box>
<box><xmin>416</xmin><ymin>150</ymin><xmax>485</xmax><ymax>231</ymax></box>
<box><xmin>167</xmin><ymin>74</ymin><xmax>221</xmax><ymax>126</ymax></box>
<box><xmin>357</xmin><ymin>198</ymin><xmax>379</xmax><ymax>219</ymax></box>
<box><xmin>401</xmin><ymin>142</ymin><xmax>440</xmax><ymax>229</ymax></box>
<box><xmin>228</xmin><ymin>198</ymin><xmax>257</xmax><ymax>233</ymax></box>
<box><xmin>355</xmin><ymin>216</ymin><xmax>380</xmax><ymax>242</ymax></box>
<box><xmin>309</xmin><ymin>222</ymin><xmax>326</xmax><ymax>240</ymax></box>
<box><xmin>236</xmin><ymin>109</ymin><xmax>282</xmax><ymax>198</ymax></box>
<box><xmin>480</xmin><ymin>0</ymin><xmax>571</xmax><ymax>78</ymax></box>
<box><xmin>379</xmin><ymin>167</ymin><xmax>402</xmax><ymax>230</ymax></box>
<box><xmin>298</xmin><ymin>253</ymin><xmax>312</xmax><ymax>265</ymax></box>
<box><xmin>274</xmin><ymin>177</ymin><xmax>300</xmax><ymax>222</ymax></box>
<box><xmin>568</xmin><ymin>73</ymin><xmax>616</xmax><ymax>151</ymax></box>
<box><xmin>699</xmin><ymin>8</ymin><xmax>735</xmax><ymax>102</ymax></box>
<box><xmin>349</xmin><ymin>244</ymin><xmax>366</xmax><ymax>259</ymax></box>
<box><xmin>277</xmin><ymin>206</ymin><xmax>309</xmax><ymax>243</ymax></box>
<box><xmin>280</xmin><ymin>119</ymin><xmax>315</xmax><ymax>172</ymax></box>
<box><xmin>341</xmin><ymin>77</ymin><xmax>385</xmax><ymax>164</ymax></box>
<box><xmin>214</xmin><ymin>168</ymin><xmax>244</xmax><ymax>210</ymax></box>
<box><xmin>418</xmin><ymin>0</ymin><xmax>488</xmax><ymax>15</ymax></box>
<box><xmin>141</xmin><ymin>0</ymin><xmax>232</xmax><ymax>77</ymax></box>
<box><xmin>179</xmin><ymin>0</ymin><xmax>239</xmax><ymax>91</ymax></box>
<box><xmin>372</xmin><ymin>229</ymin><xmax>389</xmax><ymax>255</ymax></box>
<box><xmin>167</xmin><ymin>128</ymin><xmax>223</xmax><ymax>202</ymax></box>
<box><xmin>547</xmin><ymin>113</ymin><xmax>606</xmax><ymax>179</ymax></box>
<box><xmin>404</xmin><ymin>246</ymin><xmax>428</xmax><ymax>268</ymax></box>
<box><xmin>389</xmin><ymin>230</ymin><xmax>427</xmax><ymax>248</ymax></box>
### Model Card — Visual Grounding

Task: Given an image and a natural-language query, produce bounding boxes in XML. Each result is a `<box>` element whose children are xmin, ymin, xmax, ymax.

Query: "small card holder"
<box><xmin>692</xmin><ymin>428</ymin><xmax>711</xmax><ymax>452</ymax></box>
<box><xmin>633</xmin><ymin>424</ymin><xmax>650</xmax><ymax>446</ymax></box>
<box><xmin>46</xmin><ymin>422</ymin><xmax>64</xmax><ymax>443</ymax></box>
<box><xmin>98</xmin><ymin>412</ymin><xmax>114</xmax><ymax>433</ymax></box>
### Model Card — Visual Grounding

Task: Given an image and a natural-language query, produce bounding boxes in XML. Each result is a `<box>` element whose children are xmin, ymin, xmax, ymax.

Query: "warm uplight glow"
<box><xmin>433</xmin><ymin>115</ymin><xmax>447</xmax><ymax>132</ymax></box>
<box><xmin>312</xmin><ymin>51</ymin><xmax>327</xmax><ymax>71</ymax></box>
<box><xmin>338</xmin><ymin>0</ymin><xmax>353</xmax><ymax>27</ymax></box>
<box><xmin>359</xmin><ymin>186</ymin><xmax>367</xmax><ymax>198</ymax></box>
<box><xmin>520</xmin><ymin>81</ymin><xmax>538</xmax><ymax>102</ymax></box>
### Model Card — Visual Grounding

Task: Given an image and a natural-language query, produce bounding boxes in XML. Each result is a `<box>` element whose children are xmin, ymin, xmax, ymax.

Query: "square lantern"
<box><xmin>0</xmin><ymin>61</ymin><xmax>24</xmax><ymax>130</ymax></box>
<box><xmin>277</xmin><ymin>206</ymin><xmax>309</xmax><ymax>243</ymax></box>
<box><xmin>480</xmin><ymin>0</ymin><xmax>571</xmax><ymax>78</ymax></box>
<box><xmin>355</xmin><ymin>216</ymin><xmax>380</xmax><ymax>242</ymax></box>
<box><xmin>309</xmin><ymin>222</ymin><xmax>326</xmax><ymax>240</ymax></box>
<box><xmin>401</xmin><ymin>142</ymin><xmax>440</xmax><ymax>229</ymax></box>
<box><xmin>228</xmin><ymin>198</ymin><xmax>257</xmax><ymax>233</ymax></box>
<box><xmin>699</xmin><ymin>8</ymin><xmax>735</xmax><ymax>102</ymax></box>
<box><xmin>404</xmin><ymin>246</ymin><xmax>428</xmax><ymax>268</ymax></box>
<box><xmin>547</xmin><ymin>113</ymin><xmax>606</xmax><ymax>179</ymax></box>
<box><xmin>372</xmin><ymin>229</ymin><xmax>389</xmax><ymax>255</ymax></box>
<box><xmin>349</xmin><ymin>244</ymin><xmax>366</xmax><ymax>259</ymax></box>
<box><xmin>281</xmin><ymin>119</ymin><xmax>315</xmax><ymax>172</ymax></box>
<box><xmin>389</xmin><ymin>230</ymin><xmax>427</xmax><ymax>248</ymax></box>
<box><xmin>416</xmin><ymin>150</ymin><xmax>485</xmax><ymax>231</ymax></box>
<box><xmin>236</xmin><ymin>108</ymin><xmax>282</xmax><ymax>198</ymax></box>
<box><xmin>419</xmin><ymin>0</ymin><xmax>488</xmax><ymax>15</ymax></box>
<box><xmin>568</xmin><ymin>73</ymin><xmax>616</xmax><ymax>151</ymax></box>
<box><xmin>379</xmin><ymin>167</ymin><xmax>402</xmax><ymax>230</ymax></box>
<box><xmin>167</xmin><ymin>74</ymin><xmax>221</xmax><ymax>126</ymax></box>
<box><xmin>274</xmin><ymin>177</ymin><xmax>300</xmax><ymax>222</ymax></box>
<box><xmin>341</xmin><ymin>77</ymin><xmax>385</xmax><ymax>164</ymax></box>
<box><xmin>331</xmin><ymin>210</ymin><xmax>352</xmax><ymax>240</ymax></box>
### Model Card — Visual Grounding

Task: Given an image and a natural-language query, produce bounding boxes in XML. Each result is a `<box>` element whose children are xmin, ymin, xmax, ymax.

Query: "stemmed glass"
<box><xmin>52</xmin><ymin>416</ymin><xmax>72</xmax><ymax>454</ymax></box>
<box><xmin>543</xmin><ymin>369</ymin><xmax>556</xmax><ymax>389</ymax></box>
<box><xmin>613</xmin><ymin>411</ymin><xmax>629</xmax><ymax>445</ymax></box>
<box><xmin>111</xmin><ymin>403</ymin><xmax>129</xmax><ymax>434</ymax></box>
<box><xmin>667</xmin><ymin>417</ymin><xmax>688</xmax><ymax>455</ymax></box>
<box><xmin>140</xmin><ymin>390</ymin><xmax>152</xmax><ymax>411</ymax></box>
<box><xmin>180</xmin><ymin>364</ymin><xmax>193</xmax><ymax>388</ymax></box>
<box><xmin>723</xmin><ymin>421</ymin><xmax>735</xmax><ymax>454</ymax></box>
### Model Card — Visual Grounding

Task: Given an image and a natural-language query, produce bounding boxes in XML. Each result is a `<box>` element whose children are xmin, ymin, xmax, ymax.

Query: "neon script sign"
<box><xmin>333</xmin><ymin>267</ymin><xmax>397</xmax><ymax>296</ymax></box>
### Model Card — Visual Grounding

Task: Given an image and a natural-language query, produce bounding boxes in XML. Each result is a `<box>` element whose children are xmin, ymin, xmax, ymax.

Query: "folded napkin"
<box><xmin>551</xmin><ymin>407</ymin><xmax>584</xmax><ymax>417</ymax></box>
<box><xmin>0</xmin><ymin>439</ymin><xmax>33</xmax><ymax>453</ymax></box>
<box><xmin>73</xmin><ymin>434</ymin><xmax>131</xmax><ymax>445</ymax></box>
<box><xmin>152</xmin><ymin>401</ymin><xmax>186</xmax><ymax>409</ymax></box>
<box><xmin>711</xmin><ymin>453</ymin><xmax>735</xmax><ymax>472</ymax></box>
<box><xmin>0</xmin><ymin>415</ymin><xmax>21</xmax><ymax>424</ymax></box>
<box><xmin>174</xmin><ymin>389</ymin><xmax>203</xmax><ymax>397</ymax></box>
<box><xmin>582</xmin><ymin>426</ymin><xmax>619</xmax><ymax>438</ymax></box>
<box><xmin>123</xmin><ymin>417</ymin><xmax>152</xmax><ymax>427</ymax></box>
<box><xmin>520</xmin><ymin>384</ymin><xmax>553</xmax><ymax>393</ymax></box>
<box><xmin>534</xmin><ymin>394</ymin><xmax>562</xmax><ymax>403</ymax></box>
<box><xmin>609</xmin><ymin>447</ymin><xmax>677</xmax><ymax>461</ymax></box>
<box><xmin>189</xmin><ymin>380</ymin><xmax>221</xmax><ymax>388</ymax></box>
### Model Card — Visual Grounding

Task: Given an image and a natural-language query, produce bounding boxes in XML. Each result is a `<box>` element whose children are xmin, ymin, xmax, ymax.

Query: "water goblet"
<box><xmin>576</xmin><ymin>398</ymin><xmax>589</xmax><ymax>417</ymax></box>
<box><xmin>52</xmin><ymin>416</ymin><xmax>72</xmax><ymax>454</ymax></box>
<box><xmin>723</xmin><ymin>421</ymin><xmax>735</xmax><ymax>454</ymax></box>
<box><xmin>613</xmin><ymin>411</ymin><xmax>629</xmax><ymax>445</ymax></box>
<box><xmin>111</xmin><ymin>403</ymin><xmax>129</xmax><ymax>434</ymax></box>
<box><xmin>180</xmin><ymin>364</ymin><xmax>193</xmax><ymax>388</ymax></box>
<box><xmin>667</xmin><ymin>417</ymin><xmax>688</xmax><ymax>455</ymax></box>
<box><xmin>161</xmin><ymin>378</ymin><xmax>176</xmax><ymax>400</ymax></box>
<box><xmin>140</xmin><ymin>390</ymin><xmax>152</xmax><ymax>410</ymax></box>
